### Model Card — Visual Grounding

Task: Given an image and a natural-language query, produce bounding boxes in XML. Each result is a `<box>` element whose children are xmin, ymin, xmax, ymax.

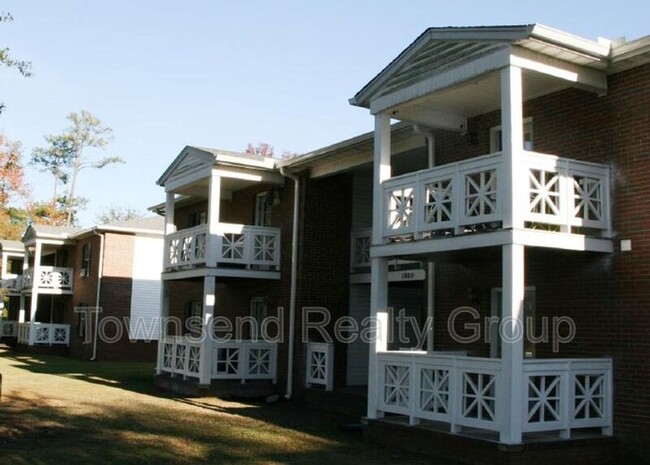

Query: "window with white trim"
<box><xmin>490</xmin><ymin>117</ymin><xmax>534</xmax><ymax>153</ymax></box>
<box><xmin>80</xmin><ymin>243</ymin><xmax>91</xmax><ymax>277</ymax></box>
<box><xmin>188</xmin><ymin>211</ymin><xmax>207</xmax><ymax>228</ymax></box>
<box><xmin>255</xmin><ymin>192</ymin><xmax>272</xmax><ymax>227</ymax></box>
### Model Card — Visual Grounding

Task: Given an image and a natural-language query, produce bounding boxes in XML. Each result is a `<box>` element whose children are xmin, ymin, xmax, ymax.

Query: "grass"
<box><xmin>0</xmin><ymin>346</ymin><xmax>435</xmax><ymax>465</ymax></box>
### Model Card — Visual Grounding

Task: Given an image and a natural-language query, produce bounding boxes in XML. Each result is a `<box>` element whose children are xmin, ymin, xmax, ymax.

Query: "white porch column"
<box><xmin>156</xmin><ymin>280</ymin><xmax>170</xmax><ymax>375</ymax></box>
<box><xmin>198</xmin><ymin>276</ymin><xmax>216</xmax><ymax>386</ymax></box>
<box><xmin>206</xmin><ymin>172</ymin><xmax>221</xmax><ymax>267</ymax></box>
<box><xmin>500</xmin><ymin>65</ymin><xmax>525</xmax><ymax>230</ymax></box>
<box><xmin>28</xmin><ymin>241</ymin><xmax>42</xmax><ymax>346</ymax></box>
<box><xmin>18</xmin><ymin>295</ymin><xmax>25</xmax><ymax>323</ymax></box>
<box><xmin>18</xmin><ymin>246</ymin><xmax>28</xmax><ymax>323</ymax></box>
<box><xmin>367</xmin><ymin>112</ymin><xmax>391</xmax><ymax>419</ymax></box>
<box><xmin>426</xmin><ymin>262</ymin><xmax>435</xmax><ymax>352</ymax></box>
<box><xmin>1</xmin><ymin>253</ymin><xmax>7</xmax><ymax>280</ymax></box>
<box><xmin>164</xmin><ymin>192</ymin><xmax>176</xmax><ymax>235</ymax></box>
<box><xmin>162</xmin><ymin>192</ymin><xmax>176</xmax><ymax>271</ymax></box>
<box><xmin>499</xmin><ymin>243</ymin><xmax>525</xmax><ymax>444</ymax></box>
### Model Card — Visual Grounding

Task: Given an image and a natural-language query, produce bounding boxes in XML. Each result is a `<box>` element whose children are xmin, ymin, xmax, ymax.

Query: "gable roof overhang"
<box><xmin>350</xmin><ymin>24</ymin><xmax>612</xmax><ymax>129</ymax></box>
<box><xmin>157</xmin><ymin>146</ymin><xmax>283</xmax><ymax>197</ymax></box>
<box><xmin>280</xmin><ymin>122</ymin><xmax>426</xmax><ymax>178</ymax></box>
<box><xmin>0</xmin><ymin>240</ymin><xmax>25</xmax><ymax>254</ymax></box>
<box><xmin>21</xmin><ymin>224</ymin><xmax>79</xmax><ymax>249</ymax></box>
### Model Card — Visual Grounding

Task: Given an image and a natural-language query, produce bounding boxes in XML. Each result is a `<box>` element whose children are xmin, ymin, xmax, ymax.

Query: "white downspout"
<box><xmin>280</xmin><ymin>167</ymin><xmax>299</xmax><ymax>400</ymax></box>
<box><xmin>91</xmin><ymin>230</ymin><xmax>105</xmax><ymax>361</ymax></box>
<box><xmin>414</xmin><ymin>125</ymin><xmax>436</xmax><ymax>352</ymax></box>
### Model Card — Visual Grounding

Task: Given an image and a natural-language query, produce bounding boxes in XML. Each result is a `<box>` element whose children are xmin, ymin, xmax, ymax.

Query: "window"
<box><xmin>78</xmin><ymin>304</ymin><xmax>87</xmax><ymax>338</ymax></box>
<box><xmin>188</xmin><ymin>211</ymin><xmax>207</xmax><ymax>228</ymax></box>
<box><xmin>255</xmin><ymin>192</ymin><xmax>272</xmax><ymax>227</ymax></box>
<box><xmin>80</xmin><ymin>243</ymin><xmax>91</xmax><ymax>277</ymax></box>
<box><xmin>489</xmin><ymin>118</ymin><xmax>533</xmax><ymax>153</ymax></box>
<box><xmin>250</xmin><ymin>298</ymin><xmax>268</xmax><ymax>338</ymax></box>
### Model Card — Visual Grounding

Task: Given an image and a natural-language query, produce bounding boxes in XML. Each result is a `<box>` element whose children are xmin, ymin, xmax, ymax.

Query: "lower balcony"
<box><xmin>159</xmin><ymin>335</ymin><xmax>278</xmax><ymax>383</ymax></box>
<box><xmin>22</xmin><ymin>267</ymin><xmax>74</xmax><ymax>293</ymax></box>
<box><xmin>0</xmin><ymin>320</ymin><xmax>17</xmax><ymax>338</ymax></box>
<box><xmin>163</xmin><ymin>223</ymin><xmax>281</xmax><ymax>277</ymax></box>
<box><xmin>376</xmin><ymin>351</ymin><xmax>612</xmax><ymax>440</ymax></box>
<box><xmin>17</xmin><ymin>322</ymin><xmax>71</xmax><ymax>346</ymax></box>
<box><xmin>381</xmin><ymin>151</ymin><xmax>612</xmax><ymax>253</ymax></box>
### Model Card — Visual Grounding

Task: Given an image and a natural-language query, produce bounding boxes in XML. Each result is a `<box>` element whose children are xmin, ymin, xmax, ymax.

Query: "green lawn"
<box><xmin>0</xmin><ymin>346</ymin><xmax>433</xmax><ymax>464</ymax></box>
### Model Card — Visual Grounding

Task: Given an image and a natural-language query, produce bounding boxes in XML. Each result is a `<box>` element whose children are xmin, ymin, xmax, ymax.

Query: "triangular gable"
<box><xmin>157</xmin><ymin>146</ymin><xmax>216</xmax><ymax>187</ymax></box>
<box><xmin>350</xmin><ymin>24</ymin><xmax>612</xmax><ymax>110</ymax></box>
<box><xmin>350</xmin><ymin>25</ymin><xmax>533</xmax><ymax>109</ymax></box>
<box><xmin>21</xmin><ymin>225</ymin><xmax>37</xmax><ymax>243</ymax></box>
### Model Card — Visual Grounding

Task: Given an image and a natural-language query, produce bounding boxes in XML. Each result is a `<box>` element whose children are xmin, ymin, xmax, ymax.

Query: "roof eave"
<box><xmin>350</xmin><ymin>25</ymin><xmax>535</xmax><ymax>109</ymax></box>
<box><xmin>350</xmin><ymin>23</ymin><xmax>613</xmax><ymax>110</ymax></box>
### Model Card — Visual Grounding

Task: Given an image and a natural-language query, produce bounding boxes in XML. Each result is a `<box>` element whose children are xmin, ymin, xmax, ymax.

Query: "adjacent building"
<box><xmin>1</xmin><ymin>217</ymin><xmax>164</xmax><ymax>361</ymax></box>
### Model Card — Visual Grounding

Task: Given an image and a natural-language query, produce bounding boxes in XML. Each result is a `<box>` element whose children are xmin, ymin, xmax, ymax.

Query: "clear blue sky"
<box><xmin>1</xmin><ymin>0</ymin><xmax>649</xmax><ymax>226</ymax></box>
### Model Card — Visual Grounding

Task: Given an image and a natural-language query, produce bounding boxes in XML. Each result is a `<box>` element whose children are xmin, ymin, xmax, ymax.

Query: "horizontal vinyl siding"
<box><xmin>129</xmin><ymin>235</ymin><xmax>162</xmax><ymax>340</ymax></box>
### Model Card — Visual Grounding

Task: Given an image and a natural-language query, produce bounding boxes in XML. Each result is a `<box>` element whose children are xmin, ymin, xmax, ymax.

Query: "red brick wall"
<box><xmin>295</xmin><ymin>173</ymin><xmax>353</xmax><ymax>388</ymax></box>
<box><xmin>67</xmin><ymin>235</ymin><xmax>101</xmax><ymax>359</ymax></box>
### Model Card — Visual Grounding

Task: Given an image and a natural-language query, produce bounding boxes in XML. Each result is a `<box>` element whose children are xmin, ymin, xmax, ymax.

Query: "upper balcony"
<box><xmin>1</xmin><ymin>276</ymin><xmax>23</xmax><ymax>295</ymax></box>
<box><xmin>164</xmin><ymin>223</ymin><xmax>281</xmax><ymax>274</ymax></box>
<box><xmin>22</xmin><ymin>266</ymin><xmax>74</xmax><ymax>293</ymax></box>
<box><xmin>157</xmin><ymin>146</ymin><xmax>285</xmax><ymax>279</ymax></box>
<box><xmin>375</xmin><ymin>150</ymin><xmax>612</xmax><ymax>256</ymax></box>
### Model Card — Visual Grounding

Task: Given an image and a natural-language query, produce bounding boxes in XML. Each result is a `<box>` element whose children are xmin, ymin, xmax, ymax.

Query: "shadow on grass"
<box><xmin>0</xmin><ymin>346</ymin><xmax>435</xmax><ymax>465</ymax></box>
<box><xmin>0</xmin><ymin>346</ymin><xmax>158</xmax><ymax>396</ymax></box>
<box><xmin>0</xmin><ymin>393</ymin><xmax>428</xmax><ymax>465</ymax></box>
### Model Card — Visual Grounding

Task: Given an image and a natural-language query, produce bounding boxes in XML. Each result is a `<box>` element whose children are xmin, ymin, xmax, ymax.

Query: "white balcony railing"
<box><xmin>382</xmin><ymin>151</ymin><xmax>611</xmax><ymax>240</ymax></box>
<box><xmin>523</xmin><ymin>358</ymin><xmax>613</xmax><ymax>434</ymax></box>
<box><xmin>164</xmin><ymin>223</ymin><xmax>281</xmax><ymax>271</ymax></box>
<box><xmin>22</xmin><ymin>267</ymin><xmax>73</xmax><ymax>291</ymax></box>
<box><xmin>165</xmin><ymin>224</ymin><xmax>207</xmax><ymax>269</ymax></box>
<box><xmin>160</xmin><ymin>335</ymin><xmax>278</xmax><ymax>382</ymax></box>
<box><xmin>0</xmin><ymin>320</ymin><xmax>17</xmax><ymax>337</ymax></box>
<box><xmin>305</xmin><ymin>342</ymin><xmax>334</xmax><ymax>391</ymax></box>
<box><xmin>376</xmin><ymin>352</ymin><xmax>612</xmax><ymax>437</ymax></box>
<box><xmin>160</xmin><ymin>335</ymin><xmax>202</xmax><ymax>378</ymax></box>
<box><xmin>16</xmin><ymin>322</ymin><xmax>70</xmax><ymax>345</ymax></box>
<box><xmin>0</xmin><ymin>276</ymin><xmax>22</xmax><ymax>293</ymax></box>
<box><xmin>211</xmin><ymin>339</ymin><xmax>278</xmax><ymax>382</ymax></box>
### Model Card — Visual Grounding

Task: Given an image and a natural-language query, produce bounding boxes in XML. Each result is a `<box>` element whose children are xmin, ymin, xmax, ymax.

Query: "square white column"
<box><xmin>206</xmin><ymin>172</ymin><xmax>221</xmax><ymax>267</ymax></box>
<box><xmin>28</xmin><ymin>241</ymin><xmax>42</xmax><ymax>346</ymax></box>
<box><xmin>500</xmin><ymin>65</ymin><xmax>525</xmax><ymax>230</ymax></box>
<box><xmin>156</xmin><ymin>280</ymin><xmax>170</xmax><ymax>375</ymax></box>
<box><xmin>499</xmin><ymin>243</ymin><xmax>525</xmax><ymax>444</ymax></box>
<box><xmin>198</xmin><ymin>276</ymin><xmax>216</xmax><ymax>386</ymax></box>
<box><xmin>367</xmin><ymin>112</ymin><xmax>391</xmax><ymax>419</ymax></box>
<box><xmin>164</xmin><ymin>192</ymin><xmax>176</xmax><ymax>235</ymax></box>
